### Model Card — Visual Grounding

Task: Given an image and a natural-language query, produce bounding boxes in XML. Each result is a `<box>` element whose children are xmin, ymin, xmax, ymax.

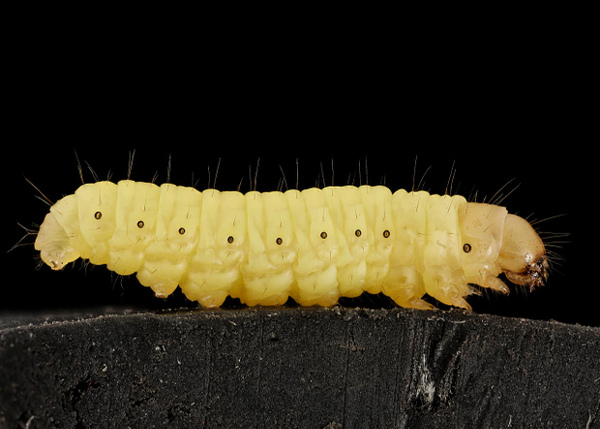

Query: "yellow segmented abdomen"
<box><xmin>53</xmin><ymin>180</ymin><xmax>469</xmax><ymax>308</ymax></box>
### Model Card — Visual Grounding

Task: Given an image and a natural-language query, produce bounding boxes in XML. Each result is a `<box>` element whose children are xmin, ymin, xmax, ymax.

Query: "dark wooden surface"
<box><xmin>2</xmin><ymin>306</ymin><xmax>598</xmax><ymax>428</ymax></box>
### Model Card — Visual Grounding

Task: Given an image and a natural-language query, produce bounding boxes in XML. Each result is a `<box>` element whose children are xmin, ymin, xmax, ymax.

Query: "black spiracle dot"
<box><xmin>137</xmin><ymin>220</ymin><xmax>145</xmax><ymax>228</ymax></box>
<box><xmin>94</xmin><ymin>211</ymin><xmax>102</xmax><ymax>220</ymax></box>
<box><xmin>320</xmin><ymin>231</ymin><xmax>328</xmax><ymax>239</ymax></box>
<box><xmin>463</xmin><ymin>243</ymin><xmax>472</xmax><ymax>253</ymax></box>
<box><xmin>227</xmin><ymin>236</ymin><xmax>234</xmax><ymax>244</ymax></box>
<box><xmin>382</xmin><ymin>230</ymin><xmax>391</xmax><ymax>238</ymax></box>
<box><xmin>178</xmin><ymin>227</ymin><xmax>186</xmax><ymax>235</ymax></box>
<box><xmin>276</xmin><ymin>237</ymin><xmax>283</xmax><ymax>245</ymax></box>
<box><xmin>355</xmin><ymin>229</ymin><xmax>362</xmax><ymax>237</ymax></box>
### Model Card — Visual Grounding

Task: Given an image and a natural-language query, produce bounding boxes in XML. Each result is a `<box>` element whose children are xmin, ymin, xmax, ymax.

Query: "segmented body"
<box><xmin>36</xmin><ymin>179</ymin><xmax>490</xmax><ymax>309</ymax></box>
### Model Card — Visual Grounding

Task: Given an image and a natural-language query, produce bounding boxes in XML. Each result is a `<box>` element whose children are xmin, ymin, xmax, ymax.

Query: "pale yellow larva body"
<box><xmin>34</xmin><ymin>180</ymin><xmax>549</xmax><ymax>310</ymax></box>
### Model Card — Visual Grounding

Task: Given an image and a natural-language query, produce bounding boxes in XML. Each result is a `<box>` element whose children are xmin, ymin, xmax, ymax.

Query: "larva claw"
<box><xmin>480</xmin><ymin>272</ymin><xmax>510</xmax><ymax>295</ymax></box>
<box><xmin>467</xmin><ymin>285</ymin><xmax>482</xmax><ymax>297</ymax></box>
<box><xmin>445</xmin><ymin>296</ymin><xmax>472</xmax><ymax>311</ymax></box>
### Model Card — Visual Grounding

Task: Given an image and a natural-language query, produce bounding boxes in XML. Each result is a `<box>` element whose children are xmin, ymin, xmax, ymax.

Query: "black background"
<box><xmin>3</xmin><ymin>22</ymin><xmax>594</xmax><ymax>326</ymax></box>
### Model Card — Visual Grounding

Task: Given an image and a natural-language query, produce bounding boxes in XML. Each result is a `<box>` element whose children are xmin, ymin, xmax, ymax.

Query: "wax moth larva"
<box><xmin>34</xmin><ymin>180</ymin><xmax>548</xmax><ymax>310</ymax></box>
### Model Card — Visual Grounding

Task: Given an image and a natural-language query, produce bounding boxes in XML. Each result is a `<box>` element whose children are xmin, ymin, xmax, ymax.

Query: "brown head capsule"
<box><xmin>498</xmin><ymin>214</ymin><xmax>548</xmax><ymax>289</ymax></box>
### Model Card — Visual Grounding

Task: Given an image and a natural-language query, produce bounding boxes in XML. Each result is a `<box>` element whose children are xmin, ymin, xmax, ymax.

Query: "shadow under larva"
<box><xmin>31</xmin><ymin>157</ymin><xmax>550</xmax><ymax>311</ymax></box>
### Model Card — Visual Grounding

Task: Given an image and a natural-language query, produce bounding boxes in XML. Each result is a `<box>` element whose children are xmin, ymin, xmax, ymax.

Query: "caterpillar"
<box><xmin>33</xmin><ymin>179</ymin><xmax>548</xmax><ymax>310</ymax></box>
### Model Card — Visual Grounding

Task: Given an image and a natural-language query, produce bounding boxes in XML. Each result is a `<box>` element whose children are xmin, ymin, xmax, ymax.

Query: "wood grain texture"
<box><xmin>2</xmin><ymin>307</ymin><xmax>598</xmax><ymax>428</ymax></box>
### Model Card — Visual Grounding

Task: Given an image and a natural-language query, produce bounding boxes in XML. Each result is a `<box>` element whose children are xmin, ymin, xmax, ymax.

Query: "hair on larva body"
<box><xmin>34</xmin><ymin>176</ymin><xmax>550</xmax><ymax>310</ymax></box>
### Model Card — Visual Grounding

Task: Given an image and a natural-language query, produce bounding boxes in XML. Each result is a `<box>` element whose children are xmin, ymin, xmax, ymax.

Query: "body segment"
<box><xmin>35</xmin><ymin>180</ymin><xmax>548</xmax><ymax>309</ymax></box>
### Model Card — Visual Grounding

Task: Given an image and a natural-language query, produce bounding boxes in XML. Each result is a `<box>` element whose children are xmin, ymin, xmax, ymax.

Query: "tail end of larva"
<box><xmin>34</xmin><ymin>213</ymin><xmax>80</xmax><ymax>270</ymax></box>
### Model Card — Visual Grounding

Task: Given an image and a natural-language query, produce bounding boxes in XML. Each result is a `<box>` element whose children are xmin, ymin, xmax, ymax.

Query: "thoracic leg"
<box><xmin>382</xmin><ymin>268</ymin><xmax>434</xmax><ymax>310</ymax></box>
<box><xmin>423</xmin><ymin>268</ymin><xmax>472</xmax><ymax>310</ymax></box>
<box><xmin>478</xmin><ymin>271</ymin><xmax>510</xmax><ymax>294</ymax></box>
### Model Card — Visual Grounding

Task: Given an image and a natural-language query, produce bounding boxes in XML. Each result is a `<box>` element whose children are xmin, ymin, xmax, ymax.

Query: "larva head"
<box><xmin>35</xmin><ymin>212</ymin><xmax>81</xmax><ymax>270</ymax></box>
<box><xmin>498</xmin><ymin>213</ymin><xmax>548</xmax><ymax>289</ymax></box>
<box><xmin>459</xmin><ymin>202</ymin><xmax>548</xmax><ymax>292</ymax></box>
